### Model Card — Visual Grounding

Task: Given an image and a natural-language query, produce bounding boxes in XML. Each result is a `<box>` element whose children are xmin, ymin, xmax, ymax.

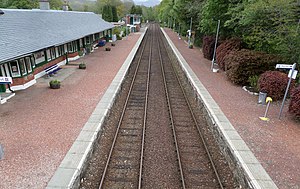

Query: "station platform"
<box><xmin>0</xmin><ymin>31</ymin><xmax>143</xmax><ymax>188</ymax></box>
<box><xmin>1</xmin><ymin>25</ymin><xmax>299</xmax><ymax>189</ymax></box>
<box><xmin>163</xmin><ymin>28</ymin><xmax>300</xmax><ymax>189</ymax></box>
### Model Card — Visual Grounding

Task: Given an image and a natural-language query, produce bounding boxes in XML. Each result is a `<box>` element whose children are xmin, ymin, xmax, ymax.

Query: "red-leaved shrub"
<box><xmin>258</xmin><ymin>71</ymin><xmax>295</xmax><ymax>101</ymax></box>
<box><xmin>224</xmin><ymin>49</ymin><xmax>282</xmax><ymax>85</ymax></box>
<box><xmin>202</xmin><ymin>36</ymin><xmax>217</xmax><ymax>60</ymax></box>
<box><xmin>289</xmin><ymin>85</ymin><xmax>300</xmax><ymax>118</ymax></box>
<box><xmin>216</xmin><ymin>38</ymin><xmax>242</xmax><ymax>70</ymax></box>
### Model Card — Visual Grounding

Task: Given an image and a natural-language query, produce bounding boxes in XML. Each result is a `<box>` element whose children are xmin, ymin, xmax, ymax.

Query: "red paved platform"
<box><xmin>164</xmin><ymin>28</ymin><xmax>300</xmax><ymax>189</ymax></box>
<box><xmin>0</xmin><ymin>33</ymin><xmax>141</xmax><ymax>188</ymax></box>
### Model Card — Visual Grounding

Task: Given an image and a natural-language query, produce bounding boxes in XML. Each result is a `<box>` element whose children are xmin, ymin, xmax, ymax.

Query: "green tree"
<box><xmin>130</xmin><ymin>5</ymin><xmax>136</xmax><ymax>14</ymax></box>
<box><xmin>111</xmin><ymin>6</ymin><xmax>118</xmax><ymax>22</ymax></box>
<box><xmin>229</xmin><ymin>0</ymin><xmax>300</xmax><ymax>63</ymax></box>
<box><xmin>102</xmin><ymin>4</ymin><xmax>113</xmax><ymax>21</ymax></box>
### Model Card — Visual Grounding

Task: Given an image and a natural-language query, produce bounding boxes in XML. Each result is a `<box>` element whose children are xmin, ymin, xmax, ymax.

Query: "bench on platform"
<box><xmin>44</xmin><ymin>64</ymin><xmax>61</xmax><ymax>76</ymax></box>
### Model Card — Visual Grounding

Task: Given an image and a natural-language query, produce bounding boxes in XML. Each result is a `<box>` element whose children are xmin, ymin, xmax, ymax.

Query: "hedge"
<box><xmin>224</xmin><ymin>49</ymin><xmax>282</xmax><ymax>85</ymax></box>
<box><xmin>202</xmin><ymin>36</ymin><xmax>217</xmax><ymax>60</ymax></box>
<box><xmin>258</xmin><ymin>71</ymin><xmax>295</xmax><ymax>101</ymax></box>
<box><xmin>216</xmin><ymin>38</ymin><xmax>242</xmax><ymax>71</ymax></box>
<box><xmin>289</xmin><ymin>85</ymin><xmax>300</xmax><ymax>118</ymax></box>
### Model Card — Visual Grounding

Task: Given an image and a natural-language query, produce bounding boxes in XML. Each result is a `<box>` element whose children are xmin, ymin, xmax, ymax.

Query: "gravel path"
<box><xmin>0</xmin><ymin>33</ymin><xmax>141</xmax><ymax>189</ymax></box>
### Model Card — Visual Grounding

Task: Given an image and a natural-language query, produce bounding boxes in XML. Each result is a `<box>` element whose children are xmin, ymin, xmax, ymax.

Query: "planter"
<box><xmin>105</xmin><ymin>47</ymin><xmax>111</xmax><ymax>51</ymax></box>
<box><xmin>49</xmin><ymin>80</ymin><xmax>61</xmax><ymax>89</ymax></box>
<box><xmin>79</xmin><ymin>63</ymin><xmax>86</xmax><ymax>69</ymax></box>
<box><xmin>50</xmin><ymin>83</ymin><xmax>60</xmax><ymax>89</ymax></box>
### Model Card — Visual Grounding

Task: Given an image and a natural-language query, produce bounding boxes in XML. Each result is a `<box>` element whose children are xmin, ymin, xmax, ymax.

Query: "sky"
<box><xmin>133</xmin><ymin>0</ymin><xmax>161</xmax><ymax>7</ymax></box>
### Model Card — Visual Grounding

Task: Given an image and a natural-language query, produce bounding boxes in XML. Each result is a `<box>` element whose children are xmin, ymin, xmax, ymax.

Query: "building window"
<box><xmin>67</xmin><ymin>42</ymin><xmax>73</xmax><ymax>53</ymax></box>
<box><xmin>30</xmin><ymin>56</ymin><xmax>35</xmax><ymax>68</ymax></box>
<box><xmin>25</xmin><ymin>57</ymin><xmax>33</xmax><ymax>73</ymax></box>
<box><xmin>73</xmin><ymin>41</ymin><xmax>78</xmax><ymax>52</ymax></box>
<box><xmin>9</xmin><ymin>61</ymin><xmax>20</xmax><ymax>77</ymax></box>
<box><xmin>57</xmin><ymin>45</ymin><xmax>65</xmax><ymax>57</ymax></box>
<box><xmin>50</xmin><ymin>48</ymin><xmax>56</xmax><ymax>59</ymax></box>
<box><xmin>35</xmin><ymin>51</ymin><xmax>46</xmax><ymax>64</ymax></box>
<box><xmin>85</xmin><ymin>36</ymin><xmax>90</xmax><ymax>44</ymax></box>
<box><xmin>19</xmin><ymin>59</ymin><xmax>27</xmax><ymax>76</ymax></box>
<box><xmin>46</xmin><ymin>49</ymin><xmax>51</xmax><ymax>61</ymax></box>
<box><xmin>67</xmin><ymin>41</ymin><xmax>78</xmax><ymax>53</ymax></box>
<box><xmin>95</xmin><ymin>33</ymin><xmax>99</xmax><ymax>40</ymax></box>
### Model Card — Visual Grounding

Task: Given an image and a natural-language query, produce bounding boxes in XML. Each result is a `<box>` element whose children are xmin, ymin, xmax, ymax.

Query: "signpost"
<box><xmin>277</xmin><ymin>63</ymin><xmax>298</xmax><ymax>119</ymax></box>
<box><xmin>211</xmin><ymin>20</ymin><xmax>220</xmax><ymax>71</ymax></box>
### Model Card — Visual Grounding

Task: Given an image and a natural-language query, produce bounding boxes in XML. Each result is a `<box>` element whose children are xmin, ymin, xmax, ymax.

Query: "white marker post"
<box><xmin>278</xmin><ymin>63</ymin><xmax>297</xmax><ymax>119</ymax></box>
<box><xmin>188</xmin><ymin>17</ymin><xmax>192</xmax><ymax>48</ymax></box>
<box><xmin>211</xmin><ymin>20</ymin><xmax>220</xmax><ymax>71</ymax></box>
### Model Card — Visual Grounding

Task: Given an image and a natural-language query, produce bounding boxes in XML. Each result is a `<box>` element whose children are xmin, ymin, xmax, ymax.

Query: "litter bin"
<box><xmin>258</xmin><ymin>92</ymin><xmax>267</xmax><ymax>105</ymax></box>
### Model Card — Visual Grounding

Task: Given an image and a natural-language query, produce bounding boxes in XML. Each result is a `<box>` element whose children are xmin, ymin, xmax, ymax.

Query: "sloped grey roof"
<box><xmin>0</xmin><ymin>9</ymin><xmax>114</xmax><ymax>63</ymax></box>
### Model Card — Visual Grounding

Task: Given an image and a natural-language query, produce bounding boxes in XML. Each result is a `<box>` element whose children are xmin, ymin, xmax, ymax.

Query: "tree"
<box><xmin>102</xmin><ymin>5</ymin><xmax>113</xmax><ymax>22</ymax></box>
<box><xmin>111</xmin><ymin>6</ymin><xmax>118</xmax><ymax>22</ymax></box>
<box><xmin>130</xmin><ymin>5</ymin><xmax>136</xmax><ymax>14</ymax></box>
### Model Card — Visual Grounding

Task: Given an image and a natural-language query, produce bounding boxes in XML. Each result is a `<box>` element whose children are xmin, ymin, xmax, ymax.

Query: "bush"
<box><xmin>216</xmin><ymin>38</ymin><xmax>242</xmax><ymax>70</ymax></box>
<box><xmin>113</xmin><ymin>27</ymin><xmax>121</xmax><ymax>37</ymax></box>
<box><xmin>289</xmin><ymin>85</ymin><xmax>300</xmax><ymax>119</ymax></box>
<box><xmin>224</xmin><ymin>49</ymin><xmax>282</xmax><ymax>85</ymax></box>
<box><xmin>248</xmin><ymin>75</ymin><xmax>259</xmax><ymax>91</ymax></box>
<box><xmin>49</xmin><ymin>80</ymin><xmax>60</xmax><ymax>85</ymax></box>
<box><xmin>202</xmin><ymin>36</ymin><xmax>217</xmax><ymax>60</ymax></box>
<box><xmin>258</xmin><ymin>71</ymin><xmax>295</xmax><ymax>101</ymax></box>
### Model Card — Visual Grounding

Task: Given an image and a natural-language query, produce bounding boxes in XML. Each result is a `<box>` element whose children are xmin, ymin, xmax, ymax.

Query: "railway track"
<box><xmin>80</xmin><ymin>24</ymin><xmax>236</xmax><ymax>189</ymax></box>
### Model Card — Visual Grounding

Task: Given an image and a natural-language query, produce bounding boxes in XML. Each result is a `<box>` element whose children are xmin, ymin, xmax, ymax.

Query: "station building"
<box><xmin>0</xmin><ymin>2</ymin><xmax>114</xmax><ymax>92</ymax></box>
<box><xmin>125</xmin><ymin>14</ymin><xmax>142</xmax><ymax>32</ymax></box>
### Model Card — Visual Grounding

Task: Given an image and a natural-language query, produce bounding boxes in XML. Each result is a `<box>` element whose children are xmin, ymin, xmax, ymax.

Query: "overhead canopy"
<box><xmin>0</xmin><ymin>9</ymin><xmax>114</xmax><ymax>63</ymax></box>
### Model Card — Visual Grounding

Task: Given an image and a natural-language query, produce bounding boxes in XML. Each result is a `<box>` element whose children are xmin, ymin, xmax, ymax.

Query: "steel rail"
<box><xmin>159</xmin><ymin>26</ymin><xmax>224</xmax><ymax>189</ymax></box>
<box><xmin>156</xmin><ymin>24</ymin><xmax>187</xmax><ymax>189</ymax></box>
<box><xmin>98</xmin><ymin>28</ymin><xmax>150</xmax><ymax>189</ymax></box>
<box><xmin>138</xmin><ymin>24</ymin><xmax>153</xmax><ymax>189</ymax></box>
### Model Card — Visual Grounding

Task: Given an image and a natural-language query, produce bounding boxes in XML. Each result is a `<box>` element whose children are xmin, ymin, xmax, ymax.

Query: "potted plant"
<box><xmin>105</xmin><ymin>47</ymin><xmax>111</xmax><ymax>51</ymax></box>
<box><xmin>79</xmin><ymin>62</ymin><xmax>86</xmax><ymax>69</ymax></box>
<box><xmin>49</xmin><ymin>80</ymin><xmax>61</xmax><ymax>89</ymax></box>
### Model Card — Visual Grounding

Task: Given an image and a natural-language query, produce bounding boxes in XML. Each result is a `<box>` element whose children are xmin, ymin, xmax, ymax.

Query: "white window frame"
<box><xmin>34</xmin><ymin>51</ymin><xmax>46</xmax><ymax>64</ymax></box>
<box><xmin>46</xmin><ymin>49</ymin><xmax>51</xmax><ymax>61</ymax></box>
<box><xmin>25</xmin><ymin>57</ymin><xmax>33</xmax><ymax>73</ymax></box>
<box><xmin>50</xmin><ymin>47</ymin><xmax>56</xmax><ymax>59</ymax></box>
<box><xmin>19</xmin><ymin>58</ymin><xmax>27</xmax><ymax>76</ymax></box>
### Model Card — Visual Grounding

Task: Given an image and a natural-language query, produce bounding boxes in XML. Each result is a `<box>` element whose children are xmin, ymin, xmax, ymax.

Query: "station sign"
<box><xmin>288</xmin><ymin>70</ymin><xmax>298</xmax><ymax>79</ymax></box>
<box><xmin>276</xmin><ymin>64</ymin><xmax>294</xmax><ymax>69</ymax></box>
<box><xmin>0</xmin><ymin>77</ymin><xmax>12</xmax><ymax>84</ymax></box>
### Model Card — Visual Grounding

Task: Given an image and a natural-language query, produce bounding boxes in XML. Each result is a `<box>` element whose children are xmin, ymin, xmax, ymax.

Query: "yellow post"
<box><xmin>259</xmin><ymin>97</ymin><xmax>273</xmax><ymax>121</ymax></box>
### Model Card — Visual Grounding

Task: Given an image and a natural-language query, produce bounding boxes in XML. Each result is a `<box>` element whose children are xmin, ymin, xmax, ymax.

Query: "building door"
<box><xmin>130</xmin><ymin>17</ymin><xmax>133</xmax><ymax>25</ymax></box>
<box><xmin>0</xmin><ymin>65</ymin><xmax>6</xmax><ymax>93</ymax></box>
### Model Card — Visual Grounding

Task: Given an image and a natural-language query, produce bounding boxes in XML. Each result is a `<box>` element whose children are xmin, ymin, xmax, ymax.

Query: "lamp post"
<box><xmin>188</xmin><ymin>17</ymin><xmax>192</xmax><ymax>48</ymax></box>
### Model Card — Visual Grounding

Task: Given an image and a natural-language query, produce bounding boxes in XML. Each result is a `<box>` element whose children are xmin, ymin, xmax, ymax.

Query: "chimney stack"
<box><xmin>39</xmin><ymin>0</ymin><xmax>50</xmax><ymax>10</ymax></box>
<box><xmin>63</xmin><ymin>1</ymin><xmax>69</xmax><ymax>11</ymax></box>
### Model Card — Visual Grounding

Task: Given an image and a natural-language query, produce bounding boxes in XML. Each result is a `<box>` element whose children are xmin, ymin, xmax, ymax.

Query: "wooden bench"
<box><xmin>44</xmin><ymin>64</ymin><xmax>61</xmax><ymax>76</ymax></box>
